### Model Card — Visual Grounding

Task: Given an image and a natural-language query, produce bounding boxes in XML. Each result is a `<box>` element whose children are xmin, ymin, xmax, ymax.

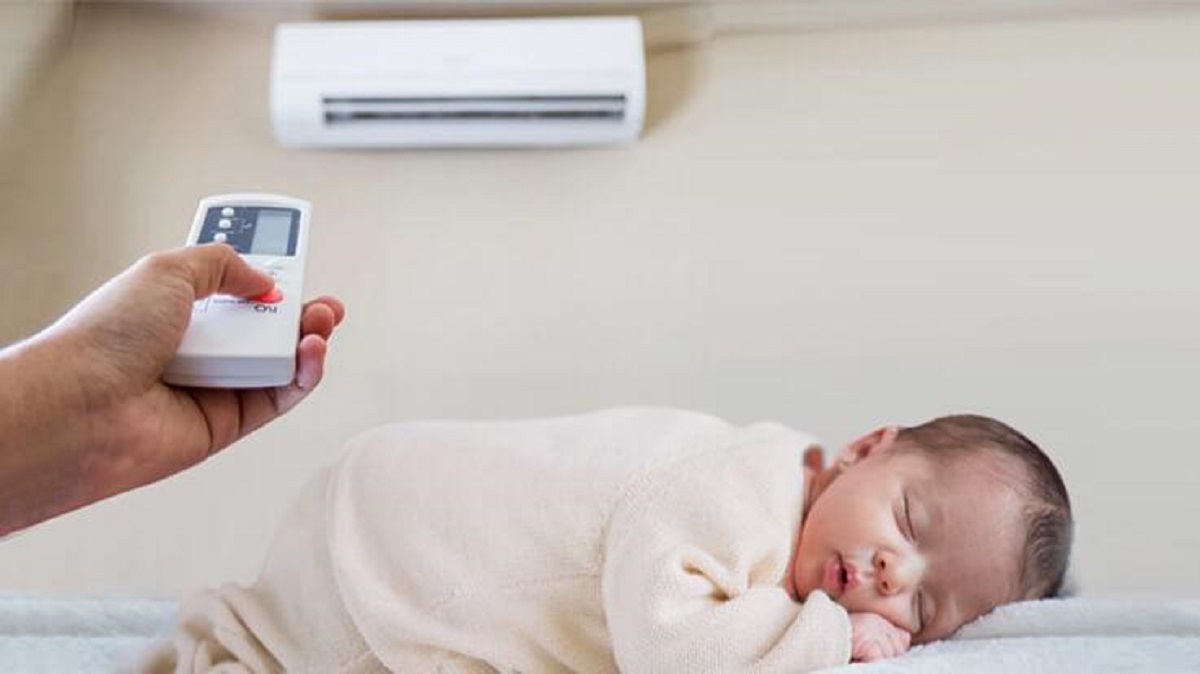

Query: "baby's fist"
<box><xmin>850</xmin><ymin>613</ymin><xmax>912</xmax><ymax>662</ymax></box>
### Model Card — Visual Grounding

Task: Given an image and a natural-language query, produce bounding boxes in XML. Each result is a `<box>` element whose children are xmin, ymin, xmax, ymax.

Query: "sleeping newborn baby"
<box><xmin>140</xmin><ymin>407</ymin><xmax>1072</xmax><ymax>673</ymax></box>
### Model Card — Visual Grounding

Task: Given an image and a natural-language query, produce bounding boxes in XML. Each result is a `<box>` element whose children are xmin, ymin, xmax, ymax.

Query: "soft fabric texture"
<box><xmin>3</xmin><ymin>595</ymin><xmax>1198</xmax><ymax>673</ymax></box>
<box><xmin>139</xmin><ymin>406</ymin><xmax>850</xmax><ymax>673</ymax></box>
<box><xmin>2</xmin><ymin>592</ymin><xmax>1200</xmax><ymax>666</ymax></box>
<box><xmin>0</xmin><ymin>595</ymin><xmax>174</xmax><ymax>673</ymax></box>
<box><xmin>826</xmin><ymin>597</ymin><xmax>1200</xmax><ymax>673</ymax></box>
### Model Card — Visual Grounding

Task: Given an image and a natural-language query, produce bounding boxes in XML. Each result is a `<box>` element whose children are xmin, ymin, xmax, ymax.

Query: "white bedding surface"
<box><xmin>0</xmin><ymin>595</ymin><xmax>1197</xmax><ymax>673</ymax></box>
<box><xmin>827</xmin><ymin>598</ymin><xmax>1200</xmax><ymax>674</ymax></box>
<box><xmin>0</xmin><ymin>595</ymin><xmax>174</xmax><ymax>673</ymax></box>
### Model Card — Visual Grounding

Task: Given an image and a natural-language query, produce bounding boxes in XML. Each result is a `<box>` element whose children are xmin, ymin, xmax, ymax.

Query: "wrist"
<box><xmin>0</xmin><ymin>335</ymin><xmax>100</xmax><ymax>535</ymax></box>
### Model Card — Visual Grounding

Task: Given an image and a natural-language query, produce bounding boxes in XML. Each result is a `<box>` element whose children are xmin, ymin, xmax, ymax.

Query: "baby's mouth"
<box><xmin>824</xmin><ymin>554</ymin><xmax>849</xmax><ymax>597</ymax></box>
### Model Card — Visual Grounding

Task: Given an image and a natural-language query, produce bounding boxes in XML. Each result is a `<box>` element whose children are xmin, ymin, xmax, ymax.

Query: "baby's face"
<box><xmin>789</xmin><ymin>433</ymin><xmax>1027</xmax><ymax>643</ymax></box>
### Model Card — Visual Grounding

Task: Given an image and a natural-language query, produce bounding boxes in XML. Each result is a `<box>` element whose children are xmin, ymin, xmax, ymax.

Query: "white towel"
<box><xmin>823</xmin><ymin>598</ymin><xmax>1200</xmax><ymax>673</ymax></box>
<box><xmin>0</xmin><ymin>595</ymin><xmax>175</xmax><ymax>673</ymax></box>
<box><xmin>0</xmin><ymin>595</ymin><xmax>1198</xmax><ymax>673</ymax></box>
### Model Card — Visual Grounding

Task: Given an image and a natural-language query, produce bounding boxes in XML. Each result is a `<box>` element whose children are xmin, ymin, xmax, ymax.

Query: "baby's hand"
<box><xmin>849</xmin><ymin>613</ymin><xmax>912</xmax><ymax>662</ymax></box>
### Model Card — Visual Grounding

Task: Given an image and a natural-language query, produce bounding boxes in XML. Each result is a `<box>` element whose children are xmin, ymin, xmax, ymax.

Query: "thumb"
<box><xmin>178</xmin><ymin>243</ymin><xmax>274</xmax><ymax>300</ymax></box>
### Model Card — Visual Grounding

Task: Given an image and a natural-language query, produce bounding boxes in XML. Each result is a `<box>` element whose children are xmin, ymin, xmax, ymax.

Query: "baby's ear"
<box><xmin>836</xmin><ymin>425</ymin><xmax>900</xmax><ymax>468</ymax></box>
<box><xmin>803</xmin><ymin>445</ymin><xmax>825</xmax><ymax>472</ymax></box>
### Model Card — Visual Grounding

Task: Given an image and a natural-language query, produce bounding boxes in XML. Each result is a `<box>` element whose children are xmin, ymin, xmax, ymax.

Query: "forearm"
<box><xmin>0</xmin><ymin>334</ymin><xmax>99</xmax><ymax>536</ymax></box>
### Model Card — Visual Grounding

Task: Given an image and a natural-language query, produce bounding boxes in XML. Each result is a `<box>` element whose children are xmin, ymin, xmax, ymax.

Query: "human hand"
<box><xmin>850</xmin><ymin>612</ymin><xmax>912</xmax><ymax>662</ymax></box>
<box><xmin>1</xmin><ymin>244</ymin><xmax>344</xmax><ymax>533</ymax></box>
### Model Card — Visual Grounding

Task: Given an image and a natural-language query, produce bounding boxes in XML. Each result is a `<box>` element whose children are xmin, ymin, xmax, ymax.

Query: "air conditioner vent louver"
<box><xmin>323</xmin><ymin>95</ymin><xmax>628</xmax><ymax>125</ymax></box>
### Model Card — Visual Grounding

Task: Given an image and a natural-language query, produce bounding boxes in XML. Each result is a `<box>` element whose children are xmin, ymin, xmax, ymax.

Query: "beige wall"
<box><xmin>2</xmin><ymin>3</ymin><xmax>1200</xmax><ymax>601</ymax></box>
<box><xmin>0</xmin><ymin>1</ymin><xmax>74</xmax><ymax>165</ymax></box>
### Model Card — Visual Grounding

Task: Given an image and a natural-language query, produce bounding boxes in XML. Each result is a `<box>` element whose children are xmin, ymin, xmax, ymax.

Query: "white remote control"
<box><xmin>163</xmin><ymin>193</ymin><xmax>310</xmax><ymax>388</ymax></box>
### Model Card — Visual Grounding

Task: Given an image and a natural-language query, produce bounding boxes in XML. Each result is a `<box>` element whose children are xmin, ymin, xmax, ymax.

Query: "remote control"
<box><xmin>163</xmin><ymin>193</ymin><xmax>310</xmax><ymax>388</ymax></box>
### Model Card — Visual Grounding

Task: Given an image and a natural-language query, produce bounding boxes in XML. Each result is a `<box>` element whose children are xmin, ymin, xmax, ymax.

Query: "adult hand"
<box><xmin>850</xmin><ymin>612</ymin><xmax>912</xmax><ymax>662</ymax></box>
<box><xmin>0</xmin><ymin>244</ymin><xmax>345</xmax><ymax>535</ymax></box>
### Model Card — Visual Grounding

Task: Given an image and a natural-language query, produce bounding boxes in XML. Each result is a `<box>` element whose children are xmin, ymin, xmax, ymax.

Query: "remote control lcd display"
<box><xmin>252</xmin><ymin>209</ymin><xmax>293</xmax><ymax>255</ymax></box>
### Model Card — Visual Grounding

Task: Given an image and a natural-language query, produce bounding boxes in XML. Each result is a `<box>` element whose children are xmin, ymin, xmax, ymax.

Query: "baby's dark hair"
<box><xmin>896</xmin><ymin>415</ymin><xmax>1073</xmax><ymax>600</ymax></box>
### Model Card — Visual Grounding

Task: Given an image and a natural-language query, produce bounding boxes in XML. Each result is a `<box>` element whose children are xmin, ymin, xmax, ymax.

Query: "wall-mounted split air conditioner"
<box><xmin>270</xmin><ymin>17</ymin><xmax>645</xmax><ymax>149</ymax></box>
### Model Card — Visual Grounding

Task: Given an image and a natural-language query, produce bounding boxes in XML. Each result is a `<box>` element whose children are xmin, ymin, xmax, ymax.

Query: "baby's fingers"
<box><xmin>888</xmin><ymin>629</ymin><xmax>912</xmax><ymax>655</ymax></box>
<box><xmin>861</xmin><ymin>641</ymin><xmax>886</xmax><ymax>662</ymax></box>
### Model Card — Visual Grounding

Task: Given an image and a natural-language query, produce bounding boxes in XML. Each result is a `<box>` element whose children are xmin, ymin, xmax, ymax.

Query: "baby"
<box><xmin>140</xmin><ymin>406</ymin><xmax>1072</xmax><ymax>673</ymax></box>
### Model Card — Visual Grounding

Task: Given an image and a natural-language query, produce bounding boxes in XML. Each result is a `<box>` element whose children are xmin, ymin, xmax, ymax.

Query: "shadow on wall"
<box><xmin>311</xmin><ymin>3</ymin><xmax>718</xmax><ymax>50</ymax></box>
<box><xmin>643</xmin><ymin>41</ymin><xmax>706</xmax><ymax>135</ymax></box>
<box><xmin>124</xmin><ymin>1</ymin><xmax>1182</xmax><ymax>146</ymax></box>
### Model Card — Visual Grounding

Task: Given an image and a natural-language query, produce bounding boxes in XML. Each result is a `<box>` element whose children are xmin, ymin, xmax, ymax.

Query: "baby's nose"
<box><xmin>873</xmin><ymin>549</ymin><xmax>916</xmax><ymax>596</ymax></box>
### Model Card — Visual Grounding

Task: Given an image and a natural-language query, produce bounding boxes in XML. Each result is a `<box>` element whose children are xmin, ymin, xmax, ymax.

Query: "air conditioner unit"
<box><xmin>270</xmin><ymin>17</ymin><xmax>646</xmax><ymax>149</ymax></box>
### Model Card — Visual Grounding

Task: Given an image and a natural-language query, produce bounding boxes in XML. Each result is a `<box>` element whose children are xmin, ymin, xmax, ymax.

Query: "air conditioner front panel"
<box><xmin>270</xmin><ymin>18</ymin><xmax>645</xmax><ymax>148</ymax></box>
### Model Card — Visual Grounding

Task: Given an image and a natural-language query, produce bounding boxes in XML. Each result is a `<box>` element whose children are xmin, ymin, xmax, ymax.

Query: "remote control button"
<box><xmin>213</xmin><ymin>232</ymin><xmax>228</xmax><ymax>243</ymax></box>
<box><xmin>221</xmin><ymin>207</ymin><xmax>235</xmax><ymax>217</ymax></box>
<box><xmin>219</xmin><ymin>218</ymin><xmax>232</xmax><ymax>229</ymax></box>
<box><xmin>252</xmin><ymin>286</ymin><xmax>284</xmax><ymax>304</ymax></box>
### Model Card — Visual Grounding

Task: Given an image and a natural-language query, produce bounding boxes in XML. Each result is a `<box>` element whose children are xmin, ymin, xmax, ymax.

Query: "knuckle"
<box><xmin>135</xmin><ymin>250</ymin><xmax>186</xmax><ymax>279</ymax></box>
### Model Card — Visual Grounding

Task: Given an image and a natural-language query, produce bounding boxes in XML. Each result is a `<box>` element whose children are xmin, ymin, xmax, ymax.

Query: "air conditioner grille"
<box><xmin>323</xmin><ymin>95</ymin><xmax>627</xmax><ymax>124</ymax></box>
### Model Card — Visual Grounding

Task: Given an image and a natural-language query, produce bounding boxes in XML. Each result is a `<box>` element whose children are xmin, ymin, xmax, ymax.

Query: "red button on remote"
<box><xmin>252</xmin><ymin>286</ymin><xmax>284</xmax><ymax>304</ymax></box>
